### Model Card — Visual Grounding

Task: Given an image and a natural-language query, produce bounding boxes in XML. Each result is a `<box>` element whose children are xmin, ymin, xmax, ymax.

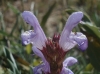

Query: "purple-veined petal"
<box><xmin>63</xmin><ymin>57</ymin><xmax>78</xmax><ymax>67</ymax></box>
<box><xmin>32</xmin><ymin>46</ymin><xmax>50</xmax><ymax>73</ymax></box>
<box><xmin>59</xmin><ymin>12</ymin><xmax>83</xmax><ymax>51</ymax></box>
<box><xmin>60</xmin><ymin>38</ymin><xmax>77</xmax><ymax>51</ymax></box>
<box><xmin>21</xmin><ymin>11</ymin><xmax>47</xmax><ymax>50</ymax></box>
<box><xmin>70</xmin><ymin>32</ymin><xmax>88</xmax><ymax>50</ymax></box>
<box><xmin>60</xmin><ymin>67</ymin><xmax>74</xmax><ymax>74</ymax></box>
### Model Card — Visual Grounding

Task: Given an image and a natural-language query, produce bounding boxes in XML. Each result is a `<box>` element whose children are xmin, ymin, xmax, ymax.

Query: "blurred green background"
<box><xmin>0</xmin><ymin>0</ymin><xmax>100</xmax><ymax>74</ymax></box>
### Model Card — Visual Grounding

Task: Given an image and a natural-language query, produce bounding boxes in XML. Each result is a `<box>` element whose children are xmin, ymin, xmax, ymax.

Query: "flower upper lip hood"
<box><xmin>21</xmin><ymin>11</ymin><xmax>88</xmax><ymax>74</ymax></box>
<box><xmin>21</xmin><ymin>11</ymin><xmax>47</xmax><ymax>50</ymax></box>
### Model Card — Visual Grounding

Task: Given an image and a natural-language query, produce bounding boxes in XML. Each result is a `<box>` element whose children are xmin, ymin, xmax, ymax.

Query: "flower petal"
<box><xmin>60</xmin><ymin>38</ymin><xmax>77</xmax><ymax>51</ymax></box>
<box><xmin>59</xmin><ymin>12</ymin><xmax>83</xmax><ymax>51</ymax></box>
<box><xmin>33</xmin><ymin>64</ymin><xmax>43</xmax><ymax>74</ymax></box>
<box><xmin>21</xmin><ymin>30</ymin><xmax>36</xmax><ymax>45</ymax></box>
<box><xmin>62</xmin><ymin>12</ymin><xmax>83</xmax><ymax>36</ymax></box>
<box><xmin>60</xmin><ymin>67</ymin><xmax>74</xmax><ymax>74</ymax></box>
<box><xmin>21</xmin><ymin>11</ymin><xmax>47</xmax><ymax>50</ymax></box>
<box><xmin>70</xmin><ymin>32</ymin><xmax>88</xmax><ymax>50</ymax></box>
<box><xmin>63</xmin><ymin>57</ymin><xmax>78</xmax><ymax>67</ymax></box>
<box><xmin>32</xmin><ymin>46</ymin><xmax>50</xmax><ymax>73</ymax></box>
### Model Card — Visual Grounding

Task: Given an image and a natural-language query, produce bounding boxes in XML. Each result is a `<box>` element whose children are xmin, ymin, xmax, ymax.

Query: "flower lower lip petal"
<box><xmin>63</xmin><ymin>57</ymin><xmax>78</xmax><ymax>67</ymax></box>
<box><xmin>60</xmin><ymin>67</ymin><xmax>74</xmax><ymax>74</ymax></box>
<box><xmin>33</xmin><ymin>64</ymin><xmax>44</xmax><ymax>74</ymax></box>
<box><xmin>70</xmin><ymin>32</ymin><xmax>88</xmax><ymax>50</ymax></box>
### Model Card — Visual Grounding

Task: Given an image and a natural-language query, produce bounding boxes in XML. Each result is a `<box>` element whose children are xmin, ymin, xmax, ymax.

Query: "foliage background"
<box><xmin>0</xmin><ymin>0</ymin><xmax>100</xmax><ymax>74</ymax></box>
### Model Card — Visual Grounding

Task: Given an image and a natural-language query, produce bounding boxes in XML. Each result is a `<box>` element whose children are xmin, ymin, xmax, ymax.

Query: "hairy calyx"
<box><xmin>41</xmin><ymin>34</ymin><xmax>67</xmax><ymax>74</ymax></box>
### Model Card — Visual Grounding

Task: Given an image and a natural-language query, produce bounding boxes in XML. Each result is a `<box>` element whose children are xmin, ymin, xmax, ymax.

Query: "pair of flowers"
<box><xmin>21</xmin><ymin>11</ymin><xmax>88</xmax><ymax>74</ymax></box>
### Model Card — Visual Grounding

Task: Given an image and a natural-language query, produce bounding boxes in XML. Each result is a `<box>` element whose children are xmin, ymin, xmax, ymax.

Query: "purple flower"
<box><xmin>21</xmin><ymin>11</ymin><xmax>88</xmax><ymax>74</ymax></box>
<box><xmin>61</xmin><ymin>57</ymin><xmax>78</xmax><ymax>74</ymax></box>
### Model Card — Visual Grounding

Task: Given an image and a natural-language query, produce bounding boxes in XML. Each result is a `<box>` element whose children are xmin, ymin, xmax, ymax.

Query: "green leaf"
<box><xmin>80</xmin><ymin>23</ymin><xmax>100</xmax><ymax>71</ymax></box>
<box><xmin>7</xmin><ymin>3</ymin><xmax>20</xmax><ymax>15</ymax></box>
<box><xmin>87</xmin><ymin>41</ymin><xmax>100</xmax><ymax>71</ymax></box>
<box><xmin>80</xmin><ymin>71</ymin><xmax>92</xmax><ymax>74</ymax></box>
<box><xmin>41</xmin><ymin>2</ymin><xmax>56</xmax><ymax>31</ymax></box>
<box><xmin>80</xmin><ymin>23</ymin><xmax>100</xmax><ymax>42</ymax></box>
<box><xmin>65</xmin><ymin>9</ymin><xmax>92</xmax><ymax>22</ymax></box>
<box><xmin>0</xmin><ymin>30</ymin><xmax>9</xmax><ymax>37</ymax></box>
<box><xmin>9</xmin><ymin>53</ymin><xmax>17</xmax><ymax>69</ymax></box>
<box><xmin>0</xmin><ymin>12</ymin><xmax>5</xmax><ymax>31</ymax></box>
<box><xmin>7</xmin><ymin>59</ymin><xmax>16</xmax><ymax>74</ymax></box>
<box><xmin>9</xmin><ymin>16</ymin><xmax>19</xmax><ymax>36</ymax></box>
<box><xmin>13</xmin><ymin>54</ymin><xmax>30</xmax><ymax>67</ymax></box>
<box><xmin>91</xmin><ymin>12</ymin><xmax>100</xmax><ymax>27</ymax></box>
<box><xmin>0</xmin><ymin>30</ymin><xmax>17</xmax><ymax>40</ymax></box>
<box><xmin>0</xmin><ymin>67</ymin><xmax>4</xmax><ymax>74</ymax></box>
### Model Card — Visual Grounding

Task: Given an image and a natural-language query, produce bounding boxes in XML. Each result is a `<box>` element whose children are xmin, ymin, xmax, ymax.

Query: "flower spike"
<box><xmin>21</xmin><ymin>11</ymin><xmax>88</xmax><ymax>74</ymax></box>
